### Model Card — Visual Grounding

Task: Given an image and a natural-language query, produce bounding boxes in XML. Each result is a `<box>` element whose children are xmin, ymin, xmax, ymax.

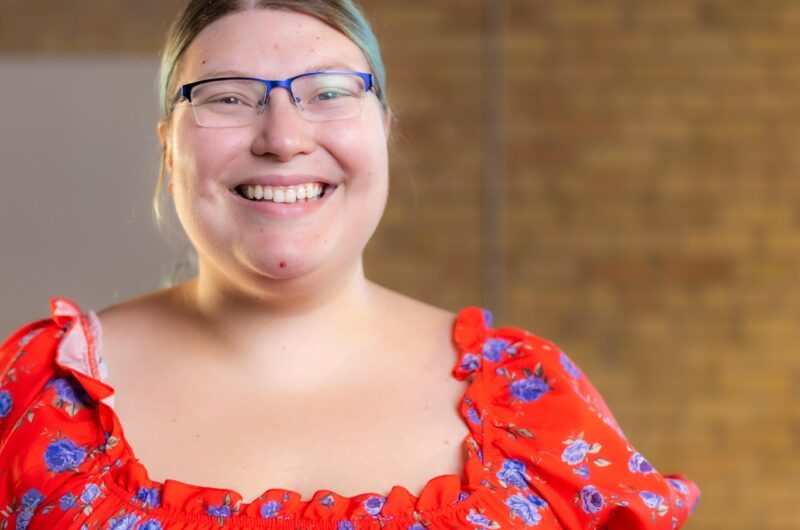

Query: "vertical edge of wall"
<box><xmin>482</xmin><ymin>0</ymin><xmax>506</xmax><ymax>321</ymax></box>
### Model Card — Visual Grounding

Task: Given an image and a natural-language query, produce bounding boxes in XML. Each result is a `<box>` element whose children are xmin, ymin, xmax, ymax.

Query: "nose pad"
<box><xmin>256</xmin><ymin>87</ymin><xmax>304</xmax><ymax>116</ymax></box>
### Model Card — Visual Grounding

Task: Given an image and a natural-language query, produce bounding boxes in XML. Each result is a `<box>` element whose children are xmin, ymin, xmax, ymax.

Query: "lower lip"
<box><xmin>229</xmin><ymin>186</ymin><xmax>336</xmax><ymax>218</ymax></box>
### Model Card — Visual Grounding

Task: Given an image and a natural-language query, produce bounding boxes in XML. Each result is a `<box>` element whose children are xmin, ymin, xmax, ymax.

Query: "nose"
<box><xmin>249</xmin><ymin>87</ymin><xmax>314</xmax><ymax>161</ymax></box>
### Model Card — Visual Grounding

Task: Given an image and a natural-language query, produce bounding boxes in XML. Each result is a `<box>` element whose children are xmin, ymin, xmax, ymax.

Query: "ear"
<box><xmin>382</xmin><ymin>108</ymin><xmax>393</xmax><ymax>140</ymax></box>
<box><xmin>157</xmin><ymin>119</ymin><xmax>173</xmax><ymax>173</ymax></box>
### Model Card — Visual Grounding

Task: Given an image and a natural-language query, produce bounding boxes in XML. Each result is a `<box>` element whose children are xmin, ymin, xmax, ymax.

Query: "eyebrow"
<box><xmin>195</xmin><ymin>64</ymin><xmax>359</xmax><ymax>81</ymax></box>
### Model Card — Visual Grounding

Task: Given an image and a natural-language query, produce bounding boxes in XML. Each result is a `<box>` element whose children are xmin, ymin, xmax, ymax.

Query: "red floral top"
<box><xmin>0</xmin><ymin>298</ymin><xmax>699</xmax><ymax>530</ymax></box>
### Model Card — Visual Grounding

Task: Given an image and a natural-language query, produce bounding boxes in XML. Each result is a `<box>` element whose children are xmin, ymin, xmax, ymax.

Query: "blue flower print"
<box><xmin>260</xmin><ymin>500</ymin><xmax>281</xmax><ymax>518</ymax></box>
<box><xmin>561</xmin><ymin>439</ymin><xmax>590</xmax><ymax>465</ymax></box>
<box><xmin>59</xmin><ymin>492</ymin><xmax>77</xmax><ymax>510</ymax></box>
<box><xmin>667</xmin><ymin>478</ymin><xmax>690</xmax><ymax>495</ymax></box>
<box><xmin>107</xmin><ymin>512</ymin><xmax>142</xmax><ymax>530</ymax></box>
<box><xmin>207</xmin><ymin>505</ymin><xmax>231</xmax><ymax>518</ymax></box>
<box><xmin>407</xmin><ymin>525</ymin><xmax>426</xmax><ymax>530</ymax></box>
<box><xmin>509</xmin><ymin>376</ymin><xmax>549</xmax><ymax>402</ymax></box>
<box><xmin>134</xmin><ymin>487</ymin><xmax>160</xmax><ymax>508</ymax></box>
<box><xmin>136</xmin><ymin>521</ymin><xmax>162</xmax><ymax>530</ymax></box>
<box><xmin>17</xmin><ymin>489</ymin><xmax>44</xmax><ymax>529</ymax></box>
<box><xmin>559</xmin><ymin>351</ymin><xmax>582</xmax><ymax>379</ymax></box>
<box><xmin>337</xmin><ymin>522</ymin><xmax>355</xmax><ymax>530</ymax></box>
<box><xmin>506</xmin><ymin>493</ymin><xmax>546</xmax><ymax>526</ymax></box>
<box><xmin>0</xmin><ymin>390</ymin><xmax>12</xmax><ymax>418</ymax></box>
<box><xmin>628</xmin><ymin>452</ymin><xmax>654</xmax><ymax>474</ymax></box>
<box><xmin>579</xmin><ymin>485</ymin><xmax>604</xmax><ymax>515</ymax></box>
<box><xmin>460</xmin><ymin>353</ymin><xmax>480</xmax><ymax>372</ymax></box>
<box><xmin>573</xmin><ymin>465</ymin><xmax>590</xmax><ymax>479</ymax></box>
<box><xmin>497</xmin><ymin>458</ymin><xmax>530</xmax><ymax>489</ymax></box>
<box><xmin>319</xmin><ymin>493</ymin><xmax>334</xmax><ymax>508</ymax></box>
<box><xmin>483</xmin><ymin>338</ymin><xmax>513</xmax><ymax>363</ymax></box>
<box><xmin>639</xmin><ymin>490</ymin><xmax>664</xmax><ymax>509</ymax></box>
<box><xmin>16</xmin><ymin>509</ymin><xmax>34</xmax><ymax>530</ymax></box>
<box><xmin>20</xmin><ymin>489</ymin><xmax>44</xmax><ymax>510</ymax></box>
<box><xmin>44</xmin><ymin>438</ymin><xmax>86</xmax><ymax>472</ymax></box>
<box><xmin>47</xmin><ymin>378</ymin><xmax>82</xmax><ymax>404</ymax></box>
<box><xmin>80</xmin><ymin>483</ymin><xmax>101</xmax><ymax>504</ymax></box>
<box><xmin>466</xmin><ymin>406</ymin><xmax>481</xmax><ymax>425</ymax></box>
<box><xmin>482</xmin><ymin>309</ymin><xmax>493</xmax><ymax>327</ymax></box>
<box><xmin>363</xmin><ymin>496</ymin><xmax>385</xmax><ymax>516</ymax></box>
<box><xmin>466</xmin><ymin>509</ymin><xmax>498</xmax><ymax>528</ymax></box>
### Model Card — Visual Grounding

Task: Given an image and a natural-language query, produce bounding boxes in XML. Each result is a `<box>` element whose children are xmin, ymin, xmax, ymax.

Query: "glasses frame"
<box><xmin>172</xmin><ymin>69</ymin><xmax>374</xmax><ymax>124</ymax></box>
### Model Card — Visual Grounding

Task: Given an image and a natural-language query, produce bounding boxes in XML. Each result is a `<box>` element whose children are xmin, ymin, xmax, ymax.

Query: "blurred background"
<box><xmin>1</xmin><ymin>1</ymin><xmax>798</xmax><ymax>528</ymax></box>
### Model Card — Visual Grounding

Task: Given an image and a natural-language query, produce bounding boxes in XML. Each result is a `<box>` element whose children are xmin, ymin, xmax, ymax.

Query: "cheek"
<box><xmin>323</xmin><ymin>118</ymin><xmax>389</xmax><ymax>189</ymax></box>
<box><xmin>171</xmin><ymin>124</ymin><xmax>243</xmax><ymax>199</ymax></box>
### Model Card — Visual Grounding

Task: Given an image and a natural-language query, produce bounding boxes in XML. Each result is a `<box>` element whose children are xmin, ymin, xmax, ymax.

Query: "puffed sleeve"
<box><xmin>453</xmin><ymin>307</ymin><xmax>700</xmax><ymax>529</ymax></box>
<box><xmin>0</xmin><ymin>318</ymin><xmax>60</xmax><ymax>441</ymax></box>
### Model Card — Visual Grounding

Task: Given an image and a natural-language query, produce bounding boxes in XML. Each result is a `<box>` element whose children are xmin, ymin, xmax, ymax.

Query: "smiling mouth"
<box><xmin>231</xmin><ymin>183</ymin><xmax>336</xmax><ymax>203</ymax></box>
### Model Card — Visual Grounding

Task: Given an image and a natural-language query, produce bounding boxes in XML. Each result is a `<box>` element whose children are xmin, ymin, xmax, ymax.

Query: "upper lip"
<box><xmin>231</xmin><ymin>175</ymin><xmax>338</xmax><ymax>189</ymax></box>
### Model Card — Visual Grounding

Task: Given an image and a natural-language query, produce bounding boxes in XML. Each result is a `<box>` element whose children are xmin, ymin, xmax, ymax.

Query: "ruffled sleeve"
<box><xmin>0</xmin><ymin>315</ymin><xmax>60</xmax><ymax>444</ymax></box>
<box><xmin>452</xmin><ymin>307</ymin><xmax>700</xmax><ymax>529</ymax></box>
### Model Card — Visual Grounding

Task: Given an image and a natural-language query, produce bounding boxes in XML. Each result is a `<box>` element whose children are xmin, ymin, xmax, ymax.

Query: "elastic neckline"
<box><xmin>49</xmin><ymin>297</ymin><xmax>496</xmax><ymax>524</ymax></box>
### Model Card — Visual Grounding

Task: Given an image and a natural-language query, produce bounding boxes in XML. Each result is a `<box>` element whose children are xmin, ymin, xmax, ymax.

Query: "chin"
<box><xmin>240</xmin><ymin>248</ymin><xmax>333</xmax><ymax>284</ymax></box>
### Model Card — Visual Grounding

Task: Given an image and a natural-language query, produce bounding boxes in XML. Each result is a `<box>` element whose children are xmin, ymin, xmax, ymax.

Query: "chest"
<box><xmin>103</xmin><ymin>334</ymin><xmax>471</xmax><ymax>501</ymax></box>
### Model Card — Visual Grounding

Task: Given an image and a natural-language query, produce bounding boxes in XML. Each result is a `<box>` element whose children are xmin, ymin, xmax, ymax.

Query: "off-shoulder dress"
<box><xmin>0</xmin><ymin>298</ymin><xmax>699</xmax><ymax>529</ymax></box>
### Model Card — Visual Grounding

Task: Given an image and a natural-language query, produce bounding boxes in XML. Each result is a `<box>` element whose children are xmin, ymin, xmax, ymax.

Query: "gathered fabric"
<box><xmin>0</xmin><ymin>298</ymin><xmax>699</xmax><ymax>529</ymax></box>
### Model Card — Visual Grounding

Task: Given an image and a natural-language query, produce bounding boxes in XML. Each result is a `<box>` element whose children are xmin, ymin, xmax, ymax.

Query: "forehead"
<box><xmin>180</xmin><ymin>9</ymin><xmax>370</xmax><ymax>82</ymax></box>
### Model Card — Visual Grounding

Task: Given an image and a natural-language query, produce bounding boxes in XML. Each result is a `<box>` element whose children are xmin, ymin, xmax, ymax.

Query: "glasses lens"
<box><xmin>291</xmin><ymin>73</ymin><xmax>367</xmax><ymax>122</ymax></box>
<box><xmin>190</xmin><ymin>79</ymin><xmax>266</xmax><ymax>127</ymax></box>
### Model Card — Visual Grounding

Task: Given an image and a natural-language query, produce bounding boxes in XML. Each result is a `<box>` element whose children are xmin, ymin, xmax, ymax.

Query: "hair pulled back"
<box><xmin>153</xmin><ymin>0</ymin><xmax>389</xmax><ymax>226</ymax></box>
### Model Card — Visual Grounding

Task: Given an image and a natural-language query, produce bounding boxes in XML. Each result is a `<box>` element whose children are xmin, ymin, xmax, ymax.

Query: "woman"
<box><xmin>0</xmin><ymin>1</ymin><xmax>699</xmax><ymax>528</ymax></box>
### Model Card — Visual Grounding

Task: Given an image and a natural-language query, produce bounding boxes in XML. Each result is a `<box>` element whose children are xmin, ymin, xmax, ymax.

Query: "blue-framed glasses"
<box><xmin>173</xmin><ymin>70</ymin><xmax>374</xmax><ymax>128</ymax></box>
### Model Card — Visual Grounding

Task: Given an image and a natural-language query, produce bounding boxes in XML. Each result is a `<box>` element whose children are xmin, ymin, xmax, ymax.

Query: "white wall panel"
<box><xmin>0</xmin><ymin>56</ymin><xmax>186</xmax><ymax>336</ymax></box>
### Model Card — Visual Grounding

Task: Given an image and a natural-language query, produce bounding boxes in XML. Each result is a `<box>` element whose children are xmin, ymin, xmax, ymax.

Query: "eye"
<box><xmin>307</xmin><ymin>88</ymin><xmax>358</xmax><ymax>106</ymax></box>
<box><xmin>205</xmin><ymin>94</ymin><xmax>254</xmax><ymax>106</ymax></box>
<box><xmin>214</xmin><ymin>96</ymin><xmax>243</xmax><ymax>105</ymax></box>
<box><xmin>316</xmin><ymin>89</ymin><xmax>349</xmax><ymax>101</ymax></box>
<box><xmin>191</xmin><ymin>81</ymin><xmax>264</xmax><ymax>107</ymax></box>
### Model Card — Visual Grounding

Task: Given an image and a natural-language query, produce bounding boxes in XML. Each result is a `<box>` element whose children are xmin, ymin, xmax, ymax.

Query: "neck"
<box><xmin>172</xmin><ymin>257</ymin><xmax>379</xmax><ymax>355</ymax></box>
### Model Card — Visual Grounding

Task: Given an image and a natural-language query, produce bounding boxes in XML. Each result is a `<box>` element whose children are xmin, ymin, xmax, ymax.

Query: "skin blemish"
<box><xmin>279</xmin><ymin>261</ymin><xmax>287</xmax><ymax>269</ymax></box>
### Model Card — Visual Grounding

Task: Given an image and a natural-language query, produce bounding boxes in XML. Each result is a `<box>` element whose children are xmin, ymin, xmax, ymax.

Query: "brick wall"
<box><xmin>2</xmin><ymin>1</ymin><xmax>798</xmax><ymax>528</ymax></box>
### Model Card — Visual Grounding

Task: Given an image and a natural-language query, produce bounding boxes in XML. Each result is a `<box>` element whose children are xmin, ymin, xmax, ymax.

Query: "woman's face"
<box><xmin>161</xmin><ymin>8</ymin><xmax>390</xmax><ymax>293</ymax></box>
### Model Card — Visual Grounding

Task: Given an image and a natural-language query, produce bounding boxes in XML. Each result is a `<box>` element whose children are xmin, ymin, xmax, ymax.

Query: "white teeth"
<box><xmin>237</xmin><ymin>182</ymin><xmax>328</xmax><ymax>203</ymax></box>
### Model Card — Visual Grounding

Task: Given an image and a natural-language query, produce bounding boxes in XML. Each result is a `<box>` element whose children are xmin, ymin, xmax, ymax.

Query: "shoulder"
<box><xmin>1</xmin><ymin>299</ymin><xmax>82</xmax><ymax>378</ymax></box>
<box><xmin>0</xmin><ymin>298</ymin><xmax>101</xmax><ymax>438</ymax></box>
<box><xmin>367</xmin><ymin>283</ymin><xmax>457</xmax><ymax>353</ymax></box>
<box><xmin>95</xmin><ymin>285</ymin><xmax>194</xmax><ymax>391</ymax></box>
<box><xmin>452</xmin><ymin>308</ymin><xmax>701</xmax><ymax>528</ymax></box>
<box><xmin>96</xmin><ymin>284</ymin><xmax>185</xmax><ymax>332</ymax></box>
